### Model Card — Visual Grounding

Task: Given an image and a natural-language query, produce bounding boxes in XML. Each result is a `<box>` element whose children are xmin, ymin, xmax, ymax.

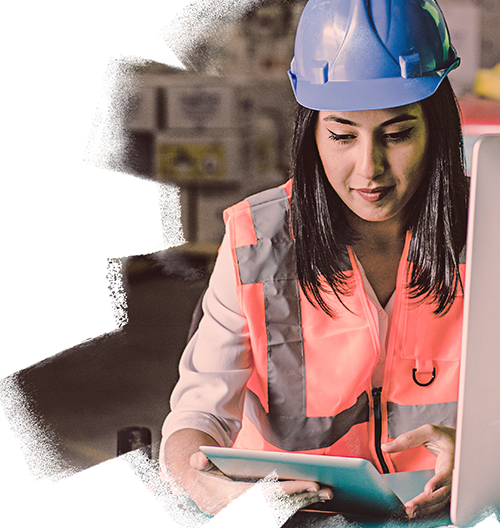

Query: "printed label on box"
<box><xmin>156</xmin><ymin>142</ymin><xmax>226</xmax><ymax>182</ymax></box>
<box><xmin>167</xmin><ymin>86</ymin><xmax>233</xmax><ymax>129</ymax></box>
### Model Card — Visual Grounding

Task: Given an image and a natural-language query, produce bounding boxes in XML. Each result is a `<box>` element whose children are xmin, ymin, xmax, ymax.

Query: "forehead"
<box><xmin>318</xmin><ymin>103</ymin><xmax>424</xmax><ymax>128</ymax></box>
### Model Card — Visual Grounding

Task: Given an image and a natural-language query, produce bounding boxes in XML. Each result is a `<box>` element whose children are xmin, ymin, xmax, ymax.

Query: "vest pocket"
<box><xmin>398</xmin><ymin>299</ymin><xmax>463</xmax><ymax>362</ymax></box>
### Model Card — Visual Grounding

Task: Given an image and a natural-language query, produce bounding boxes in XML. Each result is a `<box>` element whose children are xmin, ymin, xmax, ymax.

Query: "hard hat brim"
<box><xmin>289</xmin><ymin>61</ymin><xmax>459</xmax><ymax>112</ymax></box>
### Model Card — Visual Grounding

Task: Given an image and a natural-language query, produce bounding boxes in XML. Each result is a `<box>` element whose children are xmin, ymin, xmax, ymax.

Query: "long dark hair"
<box><xmin>290</xmin><ymin>78</ymin><xmax>468</xmax><ymax>316</ymax></box>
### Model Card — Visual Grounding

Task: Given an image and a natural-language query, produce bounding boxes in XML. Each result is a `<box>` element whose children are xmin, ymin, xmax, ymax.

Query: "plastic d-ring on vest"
<box><xmin>412</xmin><ymin>367</ymin><xmax>436</xmax><ymax>387</ymax></box>
<box><xmin>288</xmin><ymin>0</ymin><xmax>460</xmax><ymax>111</ymax></box>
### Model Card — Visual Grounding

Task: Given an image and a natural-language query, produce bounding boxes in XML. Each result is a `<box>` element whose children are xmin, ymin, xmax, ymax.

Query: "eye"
<box><xmin>327</xmin><ymin>129</ymin><xmax>355</xmax><ymax>144</ymax></box>
<box><xmin>384</xmin><ymin>128</ymin><xmax>414</xmax><ymax>143</ymax></box>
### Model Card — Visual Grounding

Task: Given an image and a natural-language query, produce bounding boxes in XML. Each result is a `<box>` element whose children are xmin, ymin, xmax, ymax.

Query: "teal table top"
<box><xmin>0</xmin><ymin>495</ymin><xmax>450</xmax><ymax>528</ymax></box>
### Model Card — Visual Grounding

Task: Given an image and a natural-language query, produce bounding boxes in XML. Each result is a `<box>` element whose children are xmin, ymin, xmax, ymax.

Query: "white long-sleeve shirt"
<box><xmin>160</xmin><ymin>232</ymin><xmax>393</xmax><ymax>467</ymax></box>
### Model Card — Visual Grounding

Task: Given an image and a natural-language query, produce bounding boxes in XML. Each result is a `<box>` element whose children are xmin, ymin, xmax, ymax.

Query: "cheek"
<box><xmin>395</xmin><ymin>141</ymin><xmax>427</xmax><ymax>191</ymax></box>
<box><xmin>408</xmin><ymin>130</ymin><xmax>429</xmax><ymax>179</ymax></box>
<box><xmin>408</xmin><ymin>149</ymin><xmax>428</xmax><ymax>189</ymax></box>
<box><xmin>322</xmin><ymin>159</ymin><xmax>347</xmax><ymax>193</ymax></box>
<box><xmin>317</xmin><ymin>143</ymin><xmax>349</xmax><ymax>190</ymax></box>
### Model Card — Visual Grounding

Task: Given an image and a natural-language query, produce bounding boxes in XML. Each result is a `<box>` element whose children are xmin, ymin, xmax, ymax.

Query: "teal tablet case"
<box><xmin>200</xmin><ymin>446</ymin><xmax>434</xmax><ymax>518</ymax></box>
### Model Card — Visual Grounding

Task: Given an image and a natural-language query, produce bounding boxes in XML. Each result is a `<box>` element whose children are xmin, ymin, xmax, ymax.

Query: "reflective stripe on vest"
<box><xmin>234</xmin><ymin>187</ymin><xmax>367</xmax><ymax>451</ymax></box>
<box><xmin>245</xmin><ymin>389</ymin><xmax>369</xmax><ymax>451</ymax></box>
<box><xmin>388</xmin><ymin>401</ymin><xmax>458</xmax><ymax>439</ymax></box>
<box><xmin>237</xmin><ymin>189</ymin><xmax>303</xmax><ymax>417</ymax></box>
<box><xmin>236</xmin><ymin>189</ymin><xmax>355</xmax><ymax>417</ymax></box>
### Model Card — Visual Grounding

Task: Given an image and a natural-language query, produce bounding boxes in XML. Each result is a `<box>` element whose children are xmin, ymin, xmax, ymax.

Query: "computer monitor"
<box><xmin>451</xmin><ymin>135</ymin><xmax>500</xmax><ymax>527</ymax></box>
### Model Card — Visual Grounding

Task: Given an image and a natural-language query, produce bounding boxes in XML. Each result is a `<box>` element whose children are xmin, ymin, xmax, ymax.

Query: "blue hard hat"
<box><xmin>288</xmin><ymin>0</ymin><xmax>460</xmax><ymax>111</ymax></box>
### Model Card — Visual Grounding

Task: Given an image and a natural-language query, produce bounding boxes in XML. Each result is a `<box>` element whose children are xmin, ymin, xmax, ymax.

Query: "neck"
<box><xmin>346</xmin><ymin>210</ymin><xmax>408</xmax><ymax>252</ymax></box>
<box><xmin>345</xmin><ymin>210</ymin><xmax>408</xmax><ymax>307</ymax></box>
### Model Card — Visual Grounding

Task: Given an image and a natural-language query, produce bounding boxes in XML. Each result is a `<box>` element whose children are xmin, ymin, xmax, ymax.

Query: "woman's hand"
<box><xmin>188</xmin><ymin>450</ymin><xmax>332</xmax><ymax>516</ymax></box>
<box><xmin>163</xmin><ymin>429</ymin><xmax>333</xmax><ymax>517</ymax></box>
<box><xmin>381</xmin><ymin>424</ymin><xmax>455</xmax><ymax>519</ymax></box>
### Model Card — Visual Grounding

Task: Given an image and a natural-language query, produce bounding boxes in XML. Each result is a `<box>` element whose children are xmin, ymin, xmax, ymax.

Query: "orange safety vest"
<box><xmin>223</xmin><ymin>180</ymin><xmax>463</xmax><ymax>474</ymax></box>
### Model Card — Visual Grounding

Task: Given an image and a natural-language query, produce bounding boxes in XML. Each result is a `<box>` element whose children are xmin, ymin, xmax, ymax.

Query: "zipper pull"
<box><xmin>372</xmin><ymin>387</ymin><xmax>389</xmax><ymax>474</ymax></box>
<box><xmin>372</xmin><ymin>387</ymin><xmax>382</xmax><ymax>418</ymax></box>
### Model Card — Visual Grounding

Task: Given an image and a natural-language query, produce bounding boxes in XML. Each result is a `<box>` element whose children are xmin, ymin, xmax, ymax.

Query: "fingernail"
<box><xmin>306</xmin><ymin>485</ymin><xmax>319</xmax><ymax>492</ymax></box>
<box><xmin>319</xmin><ymin>490</ymin><xmax>333</xmax><ymax>501</ymax></box>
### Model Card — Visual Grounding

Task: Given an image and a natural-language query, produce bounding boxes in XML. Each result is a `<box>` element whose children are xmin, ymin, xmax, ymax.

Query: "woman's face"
<box><xmin>315</xmin><ymin>104</ymin><xmax>428</xmax><ymax>225</ymax></box>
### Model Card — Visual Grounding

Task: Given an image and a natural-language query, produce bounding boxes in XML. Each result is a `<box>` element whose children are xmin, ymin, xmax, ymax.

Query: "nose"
<box><xmin>357</xmin><ymin>137</ymin><xmax>384</xmax><ymax>180</ymax></box>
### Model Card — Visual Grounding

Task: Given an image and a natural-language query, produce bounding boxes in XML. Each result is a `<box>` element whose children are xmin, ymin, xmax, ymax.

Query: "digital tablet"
<box><xmin>200</xmin><ymin>446</ymin><xmax>434</xmax><ymax>517</ymax></box>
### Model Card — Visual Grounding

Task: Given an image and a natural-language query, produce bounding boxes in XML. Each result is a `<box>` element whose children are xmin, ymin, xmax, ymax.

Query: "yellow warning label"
<box><xmin>156</xmin><ymin>142</ymin><xmax>226</xmax><ymax>182</ymax></box>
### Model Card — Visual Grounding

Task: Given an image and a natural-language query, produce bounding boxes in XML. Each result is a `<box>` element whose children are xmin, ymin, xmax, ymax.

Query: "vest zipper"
<box><xmin>372</xmin><ymin>387</ymin><xmax>390</xmax><ymax>474</ymax></box>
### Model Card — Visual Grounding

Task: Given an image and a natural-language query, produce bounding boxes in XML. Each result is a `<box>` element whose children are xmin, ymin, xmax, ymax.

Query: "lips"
<box><xmin>354</xmin><ymin>186</ymin><xmax>393</xmax><ymax>202</ymax></box>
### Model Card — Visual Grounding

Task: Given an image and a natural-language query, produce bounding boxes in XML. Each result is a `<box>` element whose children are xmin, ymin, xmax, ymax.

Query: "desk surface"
<box><xmin>0</xmin><ymin>495</ymin><xmax>450</xmax><ymax>528</ymax></box>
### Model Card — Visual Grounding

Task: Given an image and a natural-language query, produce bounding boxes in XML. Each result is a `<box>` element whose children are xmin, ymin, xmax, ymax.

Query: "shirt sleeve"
<box><xmin>160</xmin><ymin>230</ymin><xmax>253</xmax><ymax>463</ymax></box>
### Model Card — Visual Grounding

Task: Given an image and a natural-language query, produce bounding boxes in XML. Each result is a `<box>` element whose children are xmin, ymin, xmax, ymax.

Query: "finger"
<box><xmin>405</xmin><ymin>484</ymin><xmax>451</xmax><ymax>519</ymax></box>
<box><xmin>381</xmin><ymin>424</ymin><xmax>438</xmax><ymax>453</ymax></box>
<box><xmin>232</xmin><ymin>489</ymin><xmax>333</xmax><ymax>526</ymax></box>
<box><xmin>236</xmin><ymin>480</ymin><xmax>333</xmax><ymax>505</ymax></box>
<box><xmin>259</xmin><ymin>493</ymin><xmax>331</xmax><ymax>522</ymax></box>
<box><xmin>435</xmin><ymin>450</ymin><xmax>455</xmax><ymax>476</ymax></box>
<box><xmin>424</xmin><ymin>470</ymin><xmax>452</xmax><ymax>495</ymax></box>
<box><xmin>383</xmin><ymin>425</ymin><xmax>456</xmax><ymax>455</ymax></box>
<box><xmin>192</xmin><ymin>472</ymin><xmax>324</xmax><ymax>517</ymax></box>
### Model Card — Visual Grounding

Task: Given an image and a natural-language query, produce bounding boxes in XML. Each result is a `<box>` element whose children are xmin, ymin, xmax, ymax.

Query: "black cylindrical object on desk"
<box><xmin>115</xmin><ymin>427</ymin><xmax>152</xmax><ymax>499</ymax></box>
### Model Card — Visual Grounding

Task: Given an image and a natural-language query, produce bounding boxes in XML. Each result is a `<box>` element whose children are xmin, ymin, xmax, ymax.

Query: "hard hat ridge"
<box><xmin>288</xmin><ymin>0</ymin><xmax>460</xmax><ymax>111</ymax></box>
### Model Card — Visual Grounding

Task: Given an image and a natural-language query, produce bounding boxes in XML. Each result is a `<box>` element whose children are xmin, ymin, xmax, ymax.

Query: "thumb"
<box><xmin>381</xmin><ymin>431</ymin><xmax>419</xmax><ymax>454</ymax></box>
<box><xmin>381</xmin><ymin>437</ymin><xmax>410</xmax><ymax>454</ymax></box>
<box><xmin>381</xmin><ymin>425</ymin><xmax>436</xmax><ymax>454</ymax></box>
<box><xmin>190</xmin><ymin>451</ymin><xmax>215</xmax><ymax>472</ymax></box>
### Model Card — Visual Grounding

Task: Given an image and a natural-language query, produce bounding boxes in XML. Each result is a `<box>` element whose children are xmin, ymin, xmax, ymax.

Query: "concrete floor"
<box><xmin>12</xmin><ymin>251</ymin><xmax>209</xmax><ymax>475</ymax></box>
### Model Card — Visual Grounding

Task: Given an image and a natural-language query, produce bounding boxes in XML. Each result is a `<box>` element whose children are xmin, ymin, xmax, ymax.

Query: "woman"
<box><xmin>160</xmin><ymin>0</ymin><xmax>468</xmax><ymax>519</ymax></box>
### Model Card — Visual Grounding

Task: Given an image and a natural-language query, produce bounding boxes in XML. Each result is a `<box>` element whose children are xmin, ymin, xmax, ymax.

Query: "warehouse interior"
<box><xmin>0</xmin><ymin>0</ymin><xmax>500</xmax><ymax>509</ymax></box>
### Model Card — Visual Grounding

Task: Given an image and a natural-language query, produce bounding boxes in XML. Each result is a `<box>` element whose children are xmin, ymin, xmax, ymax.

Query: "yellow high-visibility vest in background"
<box><xmin>0</xmin><ymin>16</ymin><xmax>47</xmax><ymax>154</ymax></box>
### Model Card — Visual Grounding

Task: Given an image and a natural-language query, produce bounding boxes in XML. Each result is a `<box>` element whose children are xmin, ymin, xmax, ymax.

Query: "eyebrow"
<box><xmin>322</xmin><ymin>113</ymin><xmax>419</xmax><ymax>128</ymax></box>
